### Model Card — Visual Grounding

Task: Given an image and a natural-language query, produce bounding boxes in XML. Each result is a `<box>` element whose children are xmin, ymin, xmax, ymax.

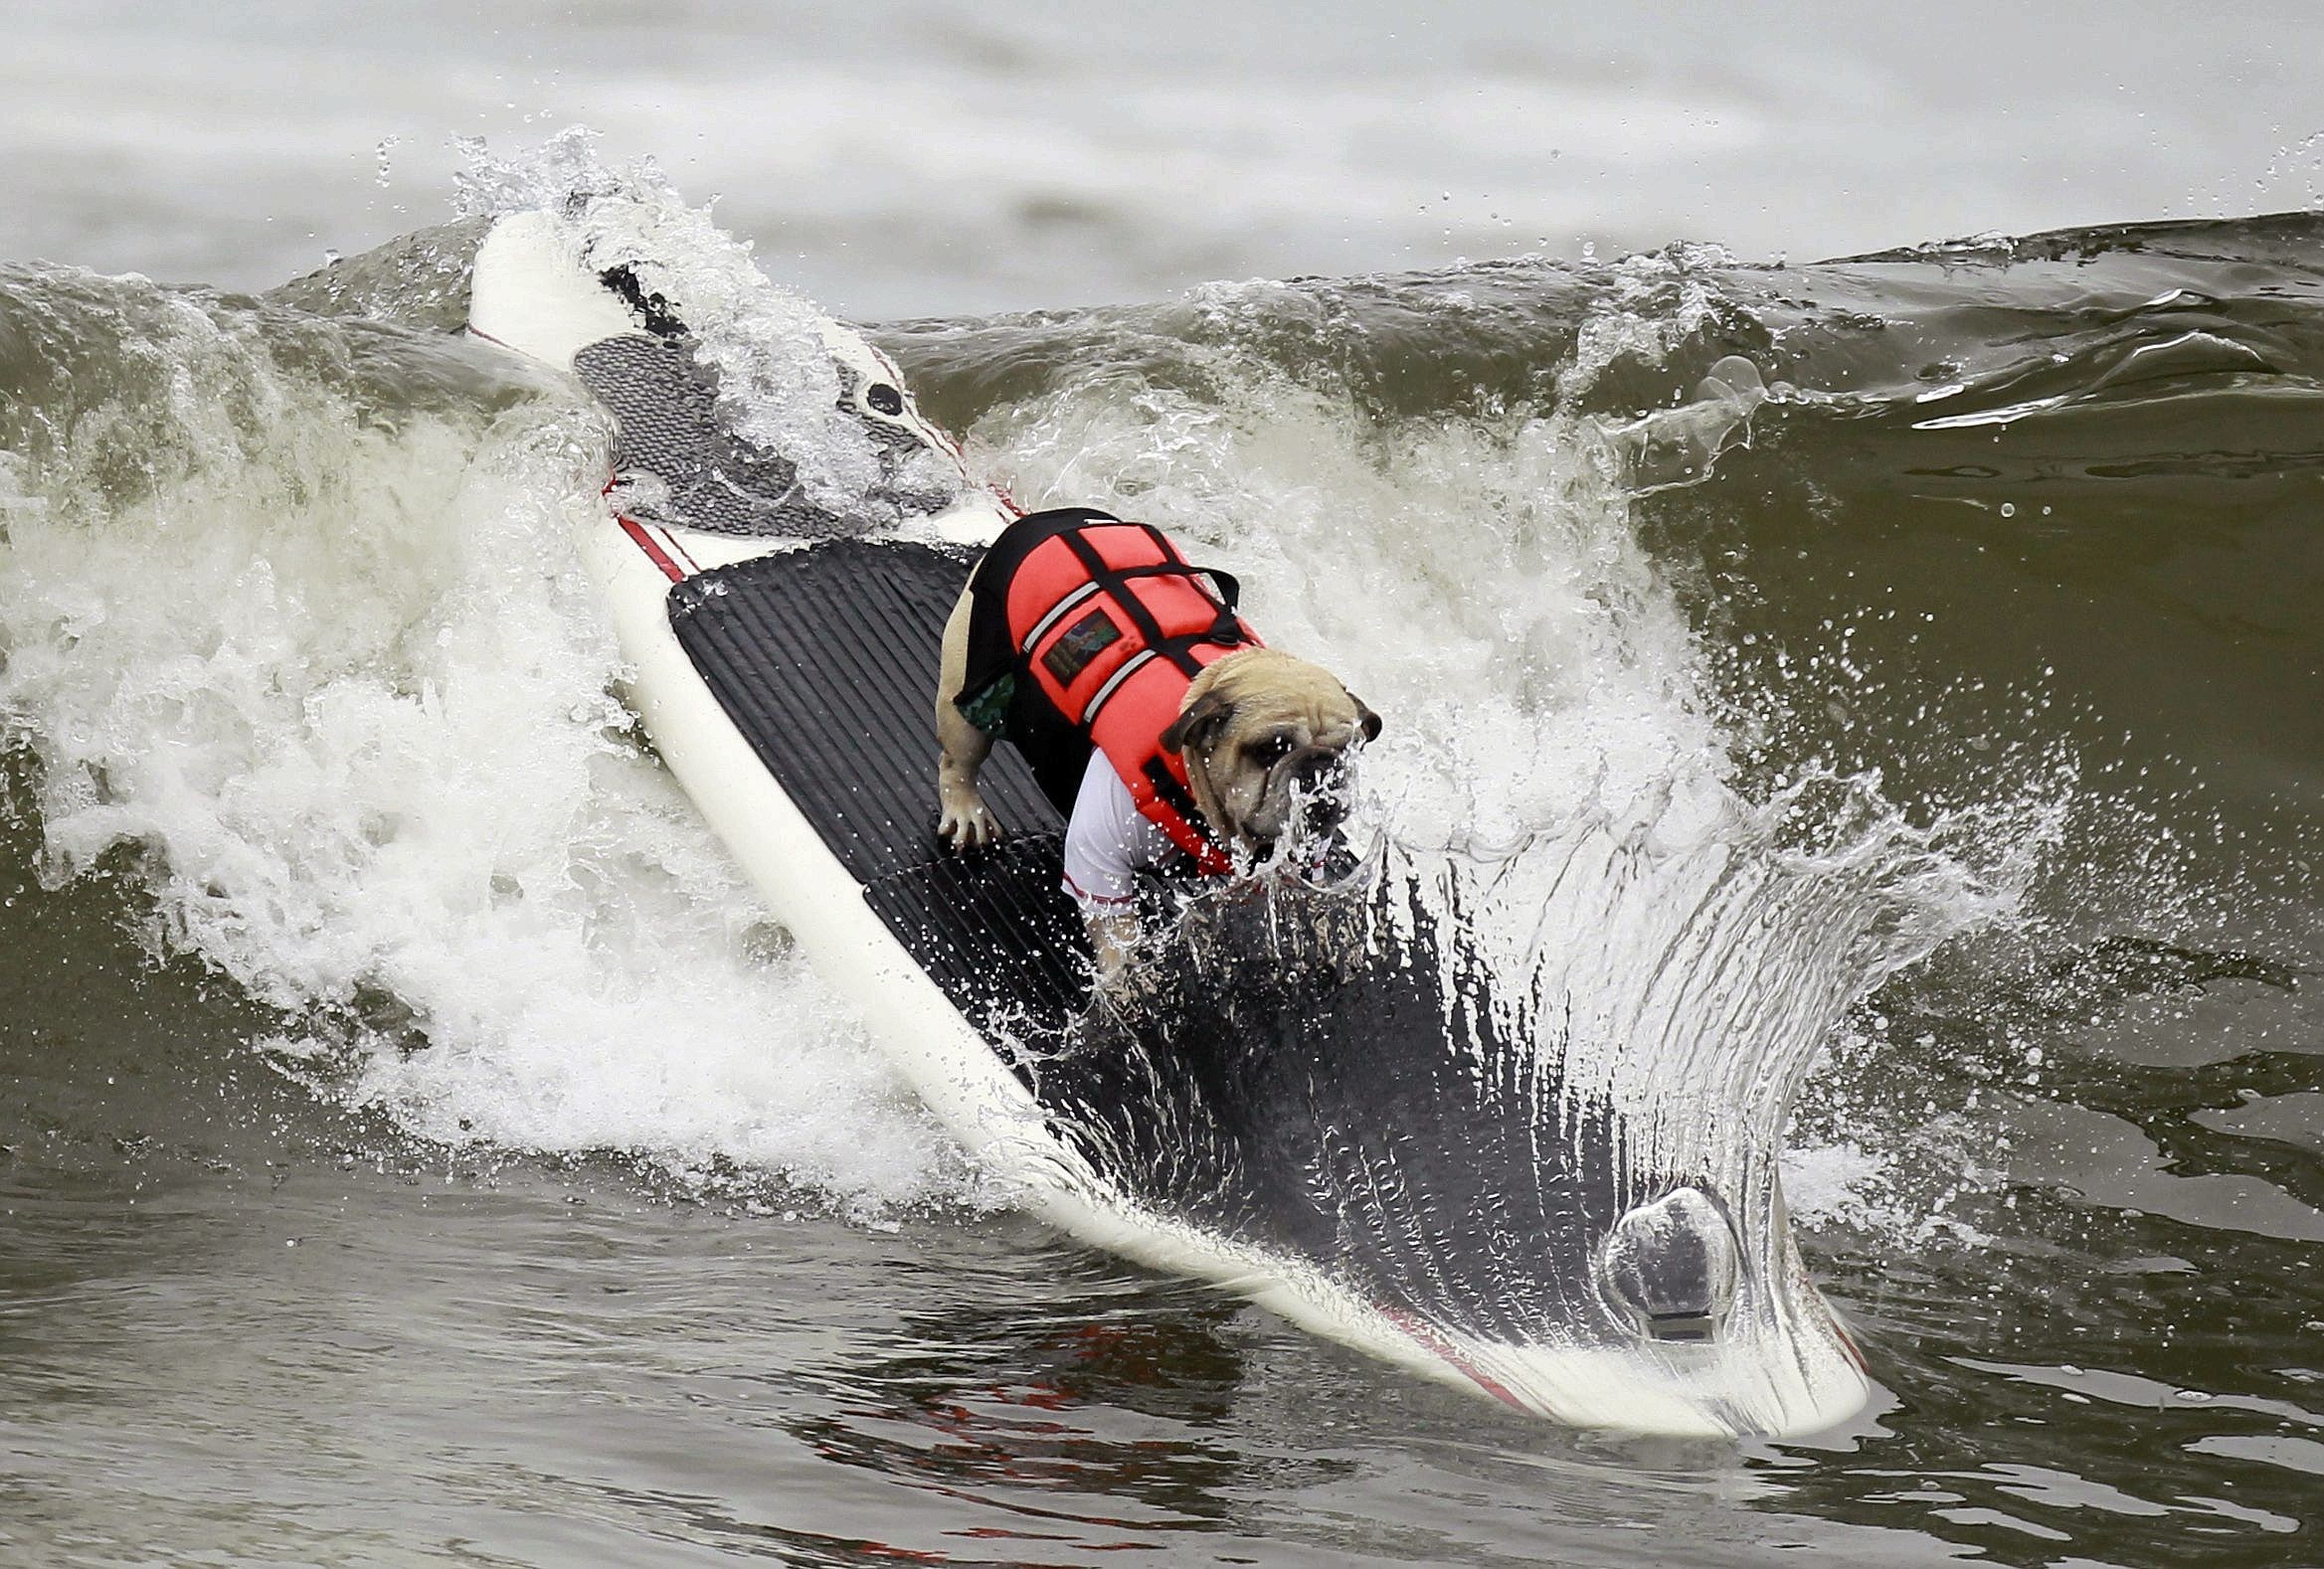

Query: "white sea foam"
<box><xmin>972</xmin><ymin>343</ymin><xmax>1732</xmax><ymax>855</ymax></box>
<box><xmin>0</xmin><ymin>269</ymin><xmax>956</xmax><ymax>1212</ymax></box>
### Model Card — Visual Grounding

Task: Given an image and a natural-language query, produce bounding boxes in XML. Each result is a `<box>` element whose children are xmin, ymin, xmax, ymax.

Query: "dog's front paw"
<box><xmin>937</xmin><ymin>793</ymin><xmax>1002</xmax><ymax>852</ymax></box>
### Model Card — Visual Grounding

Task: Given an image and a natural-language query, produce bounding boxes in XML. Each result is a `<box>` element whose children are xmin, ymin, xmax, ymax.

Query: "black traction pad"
<box><xmin>668</xmin><ymin>539</ymin><xmax>1095</xmax><ymax>1041</ymax></box>
<box><xmin>664</xmin><ymin>538</ymin><xmax>1674</xmax><ymax>1352</ymax></box>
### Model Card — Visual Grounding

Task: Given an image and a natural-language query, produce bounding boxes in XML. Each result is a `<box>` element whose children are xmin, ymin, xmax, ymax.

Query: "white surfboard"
<box><xmin>466</xmin><ymin>203</ymin><xmax>1874</xmax><ymax>1438</ymax></box>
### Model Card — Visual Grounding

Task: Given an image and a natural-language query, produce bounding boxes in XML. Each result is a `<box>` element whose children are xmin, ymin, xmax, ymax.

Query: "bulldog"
<box><xmin>934</xmin><ymin>508</ymin><xmax>1378</xmax><ymax>973</ymax></box>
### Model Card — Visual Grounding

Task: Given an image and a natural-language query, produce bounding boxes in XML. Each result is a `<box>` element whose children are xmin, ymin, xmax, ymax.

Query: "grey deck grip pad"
<box><xmin>667</xmin><ymin>539</ymin><xmax>1678</xmax><ymax>1350</ymax></box>
<box><xmin>575</xmin><ymin>330</ymin><xmax>956</xmax><ymax>539</ymax></box>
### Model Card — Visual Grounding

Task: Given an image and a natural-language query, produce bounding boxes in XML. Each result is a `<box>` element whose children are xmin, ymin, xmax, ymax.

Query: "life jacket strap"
<box><xmin>1055</xmin><ymin>525</ymin><xmax>1251</xmax><ymax>675</ymax></box>
<box><xmin>1142</xmin><ymin>755</ymin><xmax>1233</xmax><ymax>873</ymax></box>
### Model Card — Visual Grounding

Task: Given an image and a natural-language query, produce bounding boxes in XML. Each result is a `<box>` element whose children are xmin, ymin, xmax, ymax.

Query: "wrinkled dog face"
<box><xmin>1161</xmin><ymin>648</ymin><xmax>1381</xmax><ymax>856</ymax></box>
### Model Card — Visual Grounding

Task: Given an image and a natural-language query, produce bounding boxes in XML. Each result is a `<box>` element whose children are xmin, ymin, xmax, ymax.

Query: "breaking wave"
<box><xmin>6</xmin><ymin>147</ymin><xmax>2310</xmax><ymax>1252</ymax></box>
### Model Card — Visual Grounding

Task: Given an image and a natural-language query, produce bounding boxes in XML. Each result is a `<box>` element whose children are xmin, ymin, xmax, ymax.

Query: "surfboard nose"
<box><xmin>1595</xmin><ymin>1186</ymin><xmax>1740</xmax><ymax>1344</ymax></box>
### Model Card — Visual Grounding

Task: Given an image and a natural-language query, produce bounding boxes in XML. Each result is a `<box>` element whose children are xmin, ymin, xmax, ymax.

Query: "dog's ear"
<box><xmin>1350</xmin><ymin>693</ymin><xmax>1382</xmax><ymax>743</ymax></box>
<box><xmin>1162</xmin><ymin>690</ymin><xmax>1236</xmax><ymax>756</ymax></box>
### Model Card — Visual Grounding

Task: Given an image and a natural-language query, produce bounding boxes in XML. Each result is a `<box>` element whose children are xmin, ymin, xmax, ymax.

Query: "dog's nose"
<box><xmin>1290</xmin><ymin>749</ymin><xmax>1349</xmax><ymax>829</ymax></box>
<box><xmin>1290</xmin><ymin>749</ymin><xmax>1342</xmax><ymax>790</ymax></box>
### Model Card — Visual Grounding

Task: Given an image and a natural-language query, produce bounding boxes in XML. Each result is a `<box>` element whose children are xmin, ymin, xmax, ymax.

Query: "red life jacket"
<box><xmin>958</xmin><ymin>509</ymin><xmax>1260</xmax><ymax>874</ymax></box>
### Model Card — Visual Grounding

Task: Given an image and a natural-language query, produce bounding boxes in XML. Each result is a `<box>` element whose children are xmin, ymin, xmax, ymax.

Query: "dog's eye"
<box><xmin>1251</xmin><ymin>735</ymin><xmax>1296</xmax><ymax>766</ymax></box>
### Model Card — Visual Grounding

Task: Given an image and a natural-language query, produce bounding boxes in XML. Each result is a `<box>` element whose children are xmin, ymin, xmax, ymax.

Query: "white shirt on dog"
<box><xmin>1061</xmin><ymin>749</ymin><xmax>1174</xmax><ymax>912</ymax></box>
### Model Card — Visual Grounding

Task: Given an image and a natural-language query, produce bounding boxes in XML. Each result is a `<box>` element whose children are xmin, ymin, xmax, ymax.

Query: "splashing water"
<box><xmin>0</xmin><ymin>263</ymin><xmax>959</xmax><ymax>1212</ymax></box>
<box><xmin>3</xmin><ymin>93</ymin><xmax>2317</xmax><ymax>1545</ymax></box>
<box><xmin>963</xmin><ymin>283</ymin><xmax>2054</xmax><ymax>1308</ymax></box>
<box><xmin>0</xmin><ymin>153</ymin><xmax>2056</xmax><ymax>1267</ymax></box>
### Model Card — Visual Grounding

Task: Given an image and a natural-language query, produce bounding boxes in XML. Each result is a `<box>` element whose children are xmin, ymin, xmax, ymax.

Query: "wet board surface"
<box><xmin>668</xmin><ymin>540</ymin><xmax>1096</xmax><ymax>1042</ymax></box>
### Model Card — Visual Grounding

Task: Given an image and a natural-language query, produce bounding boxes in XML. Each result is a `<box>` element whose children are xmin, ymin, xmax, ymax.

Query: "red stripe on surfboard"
<box><xmin>1377</xmin><ymin>1306</ymin><xmax>1526</xmax><ymax>1410</ymax></box>
<box><xmin>601</xmin><ymin>476</ymin><xmax>691</xmax><ymax>582</ymax></box>
<box><xmin>1833</xmin><ymin>1313</ymin><xmax>1870</xmax><ymax>1373</ymax></box>
<box><xmin>618</xmin><ymin>514</ymin><xmax>687</xmax><ymax>583</ymax></box>
<box><xmin>656</xmin><ymin>525</ymin><xmax>702</xmax><ymax>575</ymax></box>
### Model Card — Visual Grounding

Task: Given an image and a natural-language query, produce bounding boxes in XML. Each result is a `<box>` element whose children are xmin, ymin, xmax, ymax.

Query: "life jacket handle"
<box><xmin>1099</xmin><ymin>559</ymin><xmax>1246</xmax><ymax>644</ymax></box>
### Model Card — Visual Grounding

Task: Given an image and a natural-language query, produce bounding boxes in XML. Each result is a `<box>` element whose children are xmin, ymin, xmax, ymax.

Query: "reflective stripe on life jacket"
<box><xmin>959</xmin><ymin>508</ymin><xmax>1260</xmax><ymax>874</ymax></box>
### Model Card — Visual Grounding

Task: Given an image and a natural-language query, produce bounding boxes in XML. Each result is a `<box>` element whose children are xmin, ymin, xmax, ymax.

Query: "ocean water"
<box><xmin>3</xmin><ymin>6</ymin><xmax>2322</xmax><ymax>1566</ymax></box>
